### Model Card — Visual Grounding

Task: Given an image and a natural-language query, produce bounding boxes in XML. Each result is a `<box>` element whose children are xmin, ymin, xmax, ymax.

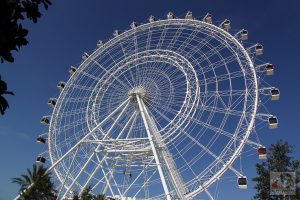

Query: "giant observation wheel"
<box><xmin>34</xmin><ymin>12</ymin><xmax>279</xmax><ymax>200</ymax></box>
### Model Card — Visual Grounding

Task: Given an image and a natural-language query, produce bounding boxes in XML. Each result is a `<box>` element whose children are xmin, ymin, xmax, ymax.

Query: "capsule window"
<box><xmin>258</xmin><ymin>147</ymin><xmax>267</xmax><ymax>154</ymax></box>
<box><xmin>269</xmin><ymin>117</ymin><xmax>278</xmax><ymax>124</ymax></box>
<box><xmin>265</xmin><ymin>64</ymin><xmax>274</xmax><ymax>70</ymax></box>
<box><xmin>271</xmin><ymin>89</ymin><xmax>279</xmax><ymax>95</ymax></box>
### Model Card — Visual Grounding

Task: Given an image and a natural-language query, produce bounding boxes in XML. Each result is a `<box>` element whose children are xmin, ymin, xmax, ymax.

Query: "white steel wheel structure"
<box><xmin>30</xmin><ymin>12</ymin><xmax>279</xmax><ymax>200</ymax></box>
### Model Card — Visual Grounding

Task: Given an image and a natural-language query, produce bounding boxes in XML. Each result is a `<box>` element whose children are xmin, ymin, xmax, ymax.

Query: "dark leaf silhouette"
<box><xmin>72</xmin><ymin>186</ymin><xmax>107</xmax><ymax>200</ymax></box>
<box><xmin>12</xmin><ymin>164</ymin><xmax>57</xmax><ymax>199</ymax></box>
<box><xmin>0</xmin><ymin>0</ymin><xmax>52</xmax><ymax>63</ymax></box>
<box><xmin>0</xmin><ymin>76</ymin><xmax>14</xmax><ymax>115</ymax></box>
<box><xmin>0</xmin><ymin>0</ymin><xmax>52</xmax><ymax>114</ymax></box>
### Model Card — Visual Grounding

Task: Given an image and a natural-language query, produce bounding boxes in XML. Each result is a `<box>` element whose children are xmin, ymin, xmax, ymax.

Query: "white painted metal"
<box><xmin>27</xmin><ymin>13</ymin><xmax>279</xmax><ymax>200</ymax></box>
<box><xmin>48</xmin><ymin>99</ymin><xmax>129</xmax><ymax>173</ymax></box>
<box><xmin>205</xmin><ymin>190</ymin><xmax>215</xmax><ymax>200</ymax></box>
<box><xmin>136</xmin><ymin>95</ymin><xmax>172</xmax><ymax>200</ymax></box>
<box><xmin>56</xmin><ymin>147</ymin><xmax>79</xmax><ymax>199</ymax></box>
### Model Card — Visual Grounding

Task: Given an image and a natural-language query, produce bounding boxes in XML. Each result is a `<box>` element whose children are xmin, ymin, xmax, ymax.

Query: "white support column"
<box><xmin>142</xmin><ymin>98</ymin><xmax>188</xmax><ymax>199</ymax></box>
<box><xmin>136</xmin><ymin>95</ymin><xmax>172</xmax><ymax>200</ymax></box>
<box><xmin>75</xmin><ymin>101</ymin><xmax>130</xmax><ymax>196</ymax></box>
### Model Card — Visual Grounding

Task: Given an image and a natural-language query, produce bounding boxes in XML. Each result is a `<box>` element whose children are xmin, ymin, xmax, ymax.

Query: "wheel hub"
<box><xmin>128</xmin><ymin>86</ymin><xmax>151</xmax><ymax>107</ymax></box>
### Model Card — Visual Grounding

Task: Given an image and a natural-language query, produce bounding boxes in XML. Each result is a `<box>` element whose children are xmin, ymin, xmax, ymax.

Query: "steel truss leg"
<box><xmin>79</xmin><ymin>112</ymin><xmax>137</xmax><ymax>195</ymax></box>
<box><xmin>13</xmin><ymin>99</ymin><xmax>130</xmax><ymax>200</ymax></box>
<box><xmin>49</xmin><ymin>99</ymin><xmax>130</xmax><ymax>173</ymax></box>
<box><xmin>61</xmin><ymin>99</ymin><xmax>131</xmax><ymax>198</ymax></box>
<box><xmin>136</xmin><ymin>95</ymin><xmax>172</xmax><ymax>200</ymax></box>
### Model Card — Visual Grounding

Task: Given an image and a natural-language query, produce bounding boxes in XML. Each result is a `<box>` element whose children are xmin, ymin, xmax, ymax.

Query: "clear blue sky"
<box><xmin>0</xmin><ymin>0</ymin><xmax>300</xmax><ymax>199</ymax></box>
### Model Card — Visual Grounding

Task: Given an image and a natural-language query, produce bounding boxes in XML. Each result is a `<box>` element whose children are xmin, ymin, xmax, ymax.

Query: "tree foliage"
<box><xmin>0</xmin><ymin>0</ymin><xmax>52</xmax><ymax>115</ymax></box>
<box><xmin>12</xmin><ymin>164</ymin><xmax>57</xmax><ymax>199</ymax></box>
<box><xmin>81</xmin><ymin>186</ymin><xmax>95</xmax><ymax>200</ymax></box>
<box><xmin>72</xmin><ymin>191</ymin><xmax>80</xmax><ymax>200</ymax></box>
<box><xmin>253</xmin><ymin>140</ymin><xmax>300</xmax><ymax>200</ymax></box>
<box><xmin>94</xmin><ymin>194</ymin><xmax>106</xmax><ymax>200</ymax></box>
<box><xmin>0</xmin><ymin>76</ymin><xmax>14</xmax><ymax>115</ymax></box>
<box><xmin>72</xmin><ymin>186</ymin><xmax>107</xmax><ymax>200</ymax></box>
<box><xmin>0</xmin><ymin>0</ymin><xmax>52</xmax><ymax>63</ymax></box>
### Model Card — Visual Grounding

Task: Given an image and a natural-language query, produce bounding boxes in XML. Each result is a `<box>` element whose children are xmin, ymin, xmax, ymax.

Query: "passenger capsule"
<box><xmin>36</xmin><ymin>136</ymin><xmax>46</xmax><ymax>144</ymax></box>
<box><xmin>149</xmin><ymin>16</ymin><xmax>156</xmax><ymax>23</ymax></box>
<box><xmin>82</xmin><ymin>52</ymin><xmax>89</xmax><ymax>60</ymax></box>
<box><xmin>167</xmin><ymin>12</ymin><xmax>174</xmax><ymax>20</ymax></box>
<box><xmin>48</xmin><ymin>98</ymin><xmax>57</xmax><ymax>107</ymax></box>
<box><xmin>258</xmin><ymin>146</ymin><xmax>267</xmax><ymax>159</ymax></box>
<box><xmin>40</xmin><ymin>116</ymin><xmax>50</xmax><ymax>125</ymax></box>
<box><xmin>268</xmin><ymin>116</ymin><xmax>278</xmax><ymax>129</ymax></box>
<box><xmin>265</xmin><ymin>63</ymin><xmax>274</xmax><ymax>76</ymax></box>
<box><xmin>36</xmin><ymin>156</ymin><xmax>46</xmax><ymax>163</ymax></box>
<box><xmin>130</xmin><ymin>22</ymin><xmax>137</xmax><ymax>29</ymax></box>
<box><xmin>204</xmin><ymin>13</ymin><xmax>212</xmax><ymax>24</ymax></box>
<box><xmin>185</xmin><ymin>11</ymin><xmax>193</xmax><ymax>20</ymax></box>
<box><xmin>97</xmin><ymin>40</ymin><xmax>104</xmax><ymax>48</ymax></box>
<box><xmin>113</xmin><ymin>30</ymin><xmax>120</xmax><ymax>37</ymax></box>
<box><xmin>223</xmin><ymin>19</ymin><xmax>231</xmax><ymax>30</ymax></box>
<box><xmin>255</xmin><ymin>44</ymin><xmax>263</xmax><ymax>55</ymax></box>
<box><xmin>57</xmin><ymin>81</ymin><xmax>66</xmax><ymax>90</ymax></box>
<box><xmin>238</xmin><ymin>176</ymin><xmax>247</xmax><ymax>189</ymax></box>
<box><xmin>270</xmin><ymin>88</ymin><xmax>280</xmax><ymax>100</ymax></box>
<box><xmin>241</xmin><ymin>29</ymin><xmax>248</xmax><ymax>40</ymax></box>
<box><xmin>69</xmin><ymin>66</ymin><xmax>77</xmax><ymax>74</ymax></box>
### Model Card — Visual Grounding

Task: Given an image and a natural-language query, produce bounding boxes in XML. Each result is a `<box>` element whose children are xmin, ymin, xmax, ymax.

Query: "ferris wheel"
<box><xmin>33</xmin><ymin>11</ymin><xmax>279</xmax><ymax>200</ymax></box>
